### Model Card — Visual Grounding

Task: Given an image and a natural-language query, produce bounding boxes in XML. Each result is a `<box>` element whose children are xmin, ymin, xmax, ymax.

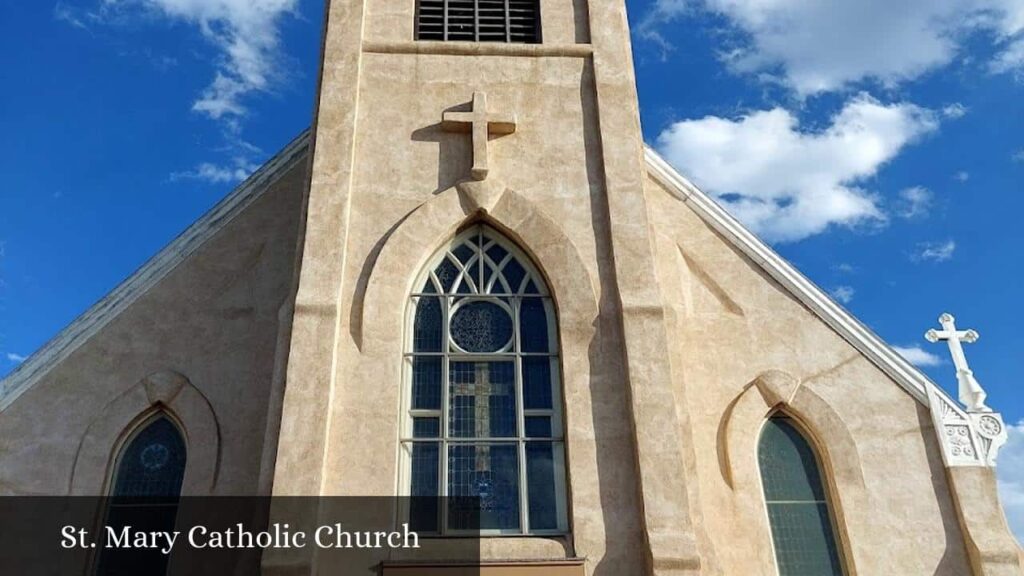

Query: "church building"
<box><xmin>1</xmin><ymin>0</ymin><xmax>1021</xmax><ymax>574</ymax></box>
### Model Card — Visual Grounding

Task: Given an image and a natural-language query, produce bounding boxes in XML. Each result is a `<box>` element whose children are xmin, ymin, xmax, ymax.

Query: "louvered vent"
<box><xmin>416</xmin><ymin>0</ymin><xmax>541</xmax><ymax>43</ymax></box>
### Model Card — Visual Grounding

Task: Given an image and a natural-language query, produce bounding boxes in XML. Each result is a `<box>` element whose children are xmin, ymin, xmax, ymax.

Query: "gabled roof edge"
<box><xmin>643</xmin><ymin>145</ymin><xmax>951</xmax><ymax>407</ymax></box>
<box><xmin>0</xmin><ymin>130</ymin><xmax>312</xmax><ymax>413</ymax></box>
<box><xmin>0</xmin><ymin>134</ymin><xmax>948</xmax><ymax>413</ymax></box>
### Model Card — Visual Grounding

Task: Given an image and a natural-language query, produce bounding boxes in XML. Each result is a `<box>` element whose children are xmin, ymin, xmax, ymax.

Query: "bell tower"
<box><xmin>269</xmin><ymin>0</ymin><xmax>706</xmax><ymax>574</ymax></box>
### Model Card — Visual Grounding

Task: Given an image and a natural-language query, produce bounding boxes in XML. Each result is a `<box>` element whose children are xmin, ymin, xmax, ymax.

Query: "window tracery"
<box><xmin>402</xmin><ymin>225</ymin><xmax>568</xmax><ymax>535</ymax></box>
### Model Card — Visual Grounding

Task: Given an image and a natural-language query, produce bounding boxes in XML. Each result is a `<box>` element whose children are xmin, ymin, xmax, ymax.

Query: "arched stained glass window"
<box><xmin>97</xmin><ymin>415</ymin><xmax>186</xmax><ymax>575</ymax></box>
<box><xmin>111</xmin><ymin>416</ymin><xmax>187</xmax><ymax>498</ymax></box>
<box><xmin>759</xmin><ymin>416</ymin><xmax>845</xmax><ymax>576</ymax></box>
<box><xmin>402</xmin><ymin>224</ymin><xmax>568</xmax><ymax>535</ymax></box>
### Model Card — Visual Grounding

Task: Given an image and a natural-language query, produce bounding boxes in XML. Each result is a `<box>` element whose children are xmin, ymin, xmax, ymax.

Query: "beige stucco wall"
<box><xmin>0</xmin><ymin>158</ymin><xmax>306</xmax><ymax>497</ymax></box>
<box><xmin>269</xmin><ymin>1</ymin><xmax>716</xmax><ymax>574</ymax></box>
<box><xmin>270</xmin><ymin>0</ymin><xmax>1002</xmax><ymax>574</ymax></box>
<box><xmin>643</xmin><ymin>173</ymin><xmax>973</xmax><ymax>575</ymax></box>
<box><xmin>278</xmin><ymin>47</ymin><xmax>648</xmax><ymax>573</ymax></box>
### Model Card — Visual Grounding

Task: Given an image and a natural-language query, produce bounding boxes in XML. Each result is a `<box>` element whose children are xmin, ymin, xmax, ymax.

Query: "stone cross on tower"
<box><xmin>442</xmin><ymin>91</ymin><xmax>517</xmax><ymax>182</ymax></box>
<box><xmin>926</xmin><ymin>313</ymin><xmax>990</xmax><ymax>413</ymax></box>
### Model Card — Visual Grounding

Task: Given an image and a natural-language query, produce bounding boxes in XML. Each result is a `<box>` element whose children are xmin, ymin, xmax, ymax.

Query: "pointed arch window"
<box><xmin>402</xmin><ymin>224</ymin><xmax>568</xmax><ymax>535</ymax></box>
<box><xmin>97</xmin><ymin>415</ymin><xmax>186</xmax><ymax>575</ymax></box>
<box><xmin>758</xmin><ymin>416</ymin><xmax>845</xmax><ymax>576</ymax></box>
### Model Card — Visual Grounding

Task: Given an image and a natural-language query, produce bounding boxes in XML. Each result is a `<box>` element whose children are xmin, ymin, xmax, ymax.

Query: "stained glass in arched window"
<box><xmin>111</xmin><ymin>416</ymin><xmax>187</xmax><ymax>498</ymax></box>
<box><xmin>402</xmin><ymin>224</ymin><xmax>568</xmax><ymax>535</ymax></box>
<box><xmin>759</xmin><ymin>416</ymin><xmax>844</xmax><ymax>576</ymax></box>
<box><xmin>97</xmin><ymin>415</ymin><xmax>186</xmax><ymax>575</ymax></box>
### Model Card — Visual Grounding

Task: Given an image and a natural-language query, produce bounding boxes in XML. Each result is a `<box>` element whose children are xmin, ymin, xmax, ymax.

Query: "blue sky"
<box><xmin>1</xmin><ymin>0</ymin><xmax>1022</xmax><ymax>540</ymax></box>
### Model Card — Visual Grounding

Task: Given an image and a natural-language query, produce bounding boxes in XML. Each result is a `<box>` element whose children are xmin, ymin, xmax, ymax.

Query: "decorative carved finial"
<box><xmin>925</xmin><ymin>312</ymin><xmax>990</xmax><ymax>413</ymax></box>
<box><xmin>442</xmin><ymin>91</ymin><xmax>516</xmax><ymax>181</ymax></box>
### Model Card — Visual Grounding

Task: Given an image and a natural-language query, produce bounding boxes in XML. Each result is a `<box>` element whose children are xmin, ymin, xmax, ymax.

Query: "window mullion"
<box><xmin>504</xmin><ymin>0</ymin><xmax>512</xmax><ymax>43</ymax></box>
<box><xmin>473</xmin><ymin>0</ymin><xmax>480</xmax><ymax>42</ymax></box>
<box><xmin>442</xmin><ymin>0</ymin><xmax>449</xmax><ymax>41</ymax></box>
<box><xmin>514</xmin><ymin>296</ymin><xmax>530</xmax><ymax>534</ymax></box>
<box><xmin>477</xmin><ymin>226</ymin><xmax>484</xmax><ymax>292</ymax></box>
<box><xmin>440</xmin><ymin>294</ymin><xmax>451</xmax><ymax>535</ymax></box>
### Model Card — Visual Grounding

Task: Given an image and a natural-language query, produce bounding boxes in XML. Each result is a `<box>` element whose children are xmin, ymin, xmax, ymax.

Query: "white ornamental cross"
<box><xmin>925</xmin><ymin>313</ymin><xmax>990</xmax><ymax>413</ymax></box>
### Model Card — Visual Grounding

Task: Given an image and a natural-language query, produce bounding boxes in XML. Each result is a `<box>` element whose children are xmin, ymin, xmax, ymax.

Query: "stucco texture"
<box><xmin>645</xmin><ymin>173</ymin><xmax>974</xmax><ymax>575</ymax></box>
<box><xmin>1</xmin><ymin>0</ymin><xmax>1020</xmax><ymax>574</ymax></box>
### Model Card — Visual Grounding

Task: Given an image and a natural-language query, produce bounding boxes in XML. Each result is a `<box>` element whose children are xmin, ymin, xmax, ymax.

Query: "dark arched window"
<box><xmin>110</xmin><ymin>416</ymin><xmax>187</xmax><ymax>498</ymax></box>
<box><xmin>758</xmin><ymin>416</ymin><xmax>844</xmax><ymax>576</ymax></box>
<box><xmin>402</xmin><ymin>224</ymin><xmax>568</xmax><ymax>535</ymax></box>
<box><xmin>97</xmin><ymin>415</ymin><xmax>186</xmax><ymax>575</ymax></box>
<box><xmin>416</xmin><ymin>0</ymin><xmax>541</xmax><ymax>43</ymax></box>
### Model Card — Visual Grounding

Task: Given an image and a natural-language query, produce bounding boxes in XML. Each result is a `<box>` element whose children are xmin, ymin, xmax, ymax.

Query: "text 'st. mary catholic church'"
<box><xmin>1</xmin><ymin>1</ymin><xmax>1021</xmax><ymax>575</ymax></box>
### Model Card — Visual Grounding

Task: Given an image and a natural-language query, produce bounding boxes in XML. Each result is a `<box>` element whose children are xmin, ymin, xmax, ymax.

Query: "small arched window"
<box><xmin>402</xmin><ymin>224</ymin><xmax>568</xmax><ymax>535</ymax></box>
<box><xmin>97</xmin><ymin>415</ymin><xmax>186</xmax><ymax>575</ymax></box>
<box><xmin>758</xmin><ymin>416</ymin><xmax>845</xmax><ymax>576</ymax></box>
<box><xmin>415</xmin><ymin>0</ymin><xmax>541</xmax><ymax>44</ymax></box>
<box><xmin>110</xmin><ymin>416</ymin><xmax>187</xmax><ymax>498</ymax></box>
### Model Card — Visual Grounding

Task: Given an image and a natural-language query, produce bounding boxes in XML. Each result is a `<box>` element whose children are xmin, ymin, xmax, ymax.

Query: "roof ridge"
<box><xmin>0</xmin><ymin>130</ymin><xmax>311</xmax><ymax>412</ymax></box>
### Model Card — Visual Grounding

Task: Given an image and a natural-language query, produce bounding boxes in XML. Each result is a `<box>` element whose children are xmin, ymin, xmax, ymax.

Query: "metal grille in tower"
<box><xmin>416</xmin><ymin>0</ymin><xmax>541</xmax><ymax>43</ymax></box>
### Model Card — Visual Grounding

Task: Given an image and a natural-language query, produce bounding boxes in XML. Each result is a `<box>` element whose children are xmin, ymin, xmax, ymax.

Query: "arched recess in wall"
<box><xmin>718</xmin><ymin>371</ymin><xmax>864</xmax><ymax>490</ymax></box>
<box><xmin>398</xmin><ymin>224</ymin><xmax>570</xmax><ymax>534</ymax></box>
<box><xmin>351</xmin><ymin>182</ymin><xmax>603</xmax><ymax>546</ymax></box>
<box><xmin>69</xmin><ymin>370</ymin><xmax>221</xmax><ymax>496</ymax></box>
<box><xmin>356</xmin><ymin>182</ymin><xmax>599</xmax><ymax>350</ymax></box>
<box><xmin>94</xmin><ymin>413</ymin><xmax>187</xmax><ymax>575</ymax></box>
<box><xmin>716</xmin><ymin>370</ymin><xmax>863</xmax><ymax>573</ymax></box>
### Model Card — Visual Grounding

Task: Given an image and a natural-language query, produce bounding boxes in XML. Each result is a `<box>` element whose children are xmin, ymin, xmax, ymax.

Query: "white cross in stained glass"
<box><xmin>452</xmin><ymin>363</ymin><xmax>512</xmax><ymax>471</ymax></box>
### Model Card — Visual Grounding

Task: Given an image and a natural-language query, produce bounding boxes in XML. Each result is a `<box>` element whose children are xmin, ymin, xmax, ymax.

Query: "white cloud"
<box><xmin>954</xmin><ymin>171</ymin><xmax>970</xmax><ymax>183</ymax></box>
<box><xmin>896</xmin><ymin>186</ymin><xmax>934</xmax><ymax>219</ymax></box>
<box><xmin>5</xmin><ymin>353</ymin><xmax>27</xmax><ymax>364</ymax></box>
<box><xmin>912</xmin><ymin>240</ymin><xmax>957</xmax><ymax>263</ymax></box>
<box><xmin>82</xmin><ymin>0</ymin><xmax>299</xmax><ymax>119</ymax></box>
<box><xmin>642</xmin><ymin>0</ymin><xmax>1024</xmax><ymax>95</ymax></box>
<box><xmin>1014</xmin><ymin>149</ymin><xmax>1024</xmax><ymax>163</ymax></box>
<box><xmin>832</xmin><ymin>263</ymin><xmax>856</xmax><ymax>274</ymax></box>
<box><xmin>942</xmin><ymin>103</ymin><xmax>969</xmax><ymax>119</ymax></box>
<box><xmin>656</xmin><ymin>94</ymin><xmax>939</xmax><ymax>242</ymax></box>
<box><xmin>998</xmin><ymin>420</ymin><xmax>1024</xmax><ymax>545</ymax></box>
<box><xmin>636</xmin><ymin>0</ymin><xmax>695</xmax><ymax>58</ymax></box>
<box><xmin>991</xmin><ymin>38</ymin><xmax>1024</xmax><ymax>76</ymax></box>
<box><xmin>891</xmin><ymin>345</ymin><xmax>944</xmax><ymax>367</ymax></box>
<box><xmin>830</xmin><ymin>286</ymin><xmax>855</xmax><ymax>304</ymax></box>
<box><xmin>54</xmin><ymin>3</ymin><xmax>95</xmax><ymax>30</ymax></box>
<box><xmin>170</xmin><ymin>159</ymin><xmax>258</xmax><ymax>184</ymax></box>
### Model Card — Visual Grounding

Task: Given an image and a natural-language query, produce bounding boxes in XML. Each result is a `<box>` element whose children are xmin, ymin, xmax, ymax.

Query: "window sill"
<box><xmin>385</xmin><ymin>535</ymin><xmax>573</xmax><ymax>565</ymax></box>
<box><xmin>382</xmin><ymin>558</ymin><xmax>586</xmax><ymax>576</ymax></box>
<box><xmin>362</xmin><ymin>41</ymin><xmax>593</xmax><ymax>58</ymax></box>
